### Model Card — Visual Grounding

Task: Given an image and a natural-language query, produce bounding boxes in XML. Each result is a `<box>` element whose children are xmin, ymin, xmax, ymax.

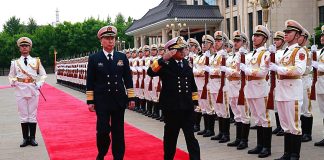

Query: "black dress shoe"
<box><xmin>219</xmin><ymin>135</ymin><xmax>230</xmax><ymax>143</ymax></box>
<box><xmin>276</xmin><ymin>129</ymin><xmax>284</xmax><ymax>136</ymax></box>
<box><xmin>197</xmin><ymin>130</ymin><xmax>206</xmax><ymax>135</ymax></box>
<box><xmin>193</xmin><ymin>125</ymin><xmax>200</xmax><ymax>132</ymax></box>
<box><xmin>274</xmin><ymin>152</ymin><xmax>290</xmax><ymax>160</ymax></box>
<box><xmin>258</xmin><ymin>148</ymin><xmax>271</xmax><ymax>158</ymax></box>
<box><xmin>203</xmin><ymin>130</ymin><xmax>215</xmax><ymax>137</ymax></box>
<box><xmin>237</xmin><ymin>140</ymin><xmax>248</xmax><ymax>150</ymax></box>
<box><xmin>315</xmin><ymin>139</ymin><xmax>324</xmax><ymax>146</ymax></box>
<box><xmin>210</xmin><ymin>133</ymin><xmax>223</xmax><ymax>140</ymax></box>
<box><xmin>20</xmin><ymin>139</ymin><xmax>29</xmax><ymax>147</ymax></box>
<box><xmin>301</xmin><ymin>134</ymin><xmax>312</xmax><ymax>142</ymax></box>
<box><xmin>272</xmin><ymin>127</ymin><xmax>282</xmax><ymax>134</ymax></box>
<box><xmin>247</xmin><ymin>145</ymin><xmax>262</xmax><ymax>154</ymax></box>
<box><xmin>227</xmin><ymin>139</ymin><xmax>240</xmax><ymax>147</ymax></box>
<box><xmin>250</xmin><ymin>125</ymin><xmax>257</xmax><ymax>130</ymax></box>
<box><xmin>29</xmin><ymin>138</ymin><xmax>38</xmax><ymax>146</ymax></box>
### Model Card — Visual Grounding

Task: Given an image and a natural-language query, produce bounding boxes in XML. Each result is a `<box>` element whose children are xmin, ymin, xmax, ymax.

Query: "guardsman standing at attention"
<box><xmin>242</xmin><ymin>25</ymin><xmax>271</xmax><ymax>158</ymax></box>
<box><xmin>86</xmin><ymin>25</ymin><xmax>135</xmax><ymax>160</ymax></box>
<box><xmin>313</xmin><ymin>25</ymin><xmax>324</xmax><ymax>147</ymax></box>
<box><xmin>272</xmin><ymin>31</ymin><xmax>286</xmax><ymax>136</ymax></box>
<box><xmin>147</xmin><ymin>36</ymin><xmax>200</xmax><ymax>160</ymax></box>
<box><xmin>269</xmin><ymin>20</ymin><xmax>306</xmax><ymax>160</ymax></box>
<box><xmin>8</xmin><ymin>37</ymin><xmax>47</xmax><ymax>147</ymax></box>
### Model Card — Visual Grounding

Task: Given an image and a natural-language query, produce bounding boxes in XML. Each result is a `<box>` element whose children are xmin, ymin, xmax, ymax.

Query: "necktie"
<box><xmin>283</xmin><ymin>48</ymin><xmax>289</xmax><ymax>55</ymax></box>
<box><xmin>320</xmin><ymin>49</ymin><xmax>324</xmax><ymax>55</ymax></box>
<box><xmin>24</xmin><ymin>58</ymin><xmax>28</xmax><ymax>66</ymax></box>
<box><xmin>107</xmin><ymin>54</ymin><xmax>112</xmax><ymax>61</ymax></box>
<box><xmin>178</xmin><ymin>61</ymin><xmax>183</xmax><ymax>69</ymax></box>
<box><xmin>252</xmin><ymin>50</ymin><xmax>257</xmax><ymax>56</ymax></box>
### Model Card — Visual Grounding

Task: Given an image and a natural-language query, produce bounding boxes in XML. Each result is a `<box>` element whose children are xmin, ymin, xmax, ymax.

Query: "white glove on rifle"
<box><xmin>220</xmin><ymin>66</ymin><xmax>229</xmax><ymax>73</ymax></box>
<box><xmin>311</xmin><ymin>45</ymin><xmax>318</xmax><ymax>53</ymax></box>
<box><xmin>269</xmin><ymin>63</ymin><xmax>287</xmax><ymax>74</ymax></box>
<box><xmin>240</xmin><ymin>63</ymin><xmax>252</xmax><ymax>75</ymax></box>
<box><xmin>35</xmin><ymin>82</ymin><xmax>42</xmax><ymax>90</ymax></box>
<box><xmin>239</xmin><ymin>47</ymin><xmax>247</xmax><ymax>54</ymax></box>
<box><xmin>203</xmin><ymin>65</ymin><xmax>211</xmax><ymax>73</ymax></box>
<box><xmin>268</xmin><ymin>44</ymin><xmax>276</xmax><ymax>53</ymax></box>
<box><xmin>219</xmin><ymin>50</ymin><xmax>227</xmax><ymax>56</ymax></box>
<box><xmin>312</xmin><ymin>61</ymin><xmax>319</xmax><ymax>69</ymax></box>
<box><xmin>204</xmin><ymin>51</ymin><xmax>211</xmax><ymax>58</ymax></box>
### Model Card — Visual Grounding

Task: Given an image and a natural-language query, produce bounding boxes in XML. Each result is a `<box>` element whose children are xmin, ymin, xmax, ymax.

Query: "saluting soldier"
<box><xmin>297</xmin><ymin>28</ymin><xmax>314</xmax><ymax>142</ymax></box>
<box><xmin>208</xmin><ymin>31</ymin><xmax>231</xmax><ymax>143</ymax></box>
<box><xmin>86</xmin><ymin>25</ymin><xmax>135</xmax><ymax>160</ymax></box>
<box><xmin>240</xmin><ymin>25</ymin><xmax>271</xmax><ymax>158</ymax></box>
<box><xmin>313</xmin><ymin>25</ymin><xmax>324</xmax><ymax>146</ymax></box>
<box><xmin>269</xmin><ymin>20</ymin><xmax>307</xmax><ymax>160</ymax></box>
<box><xmin>221</xmin><ymin>31</ymin><xmax>250</xmax><ymax>150</ymax></box>
<box><xmin>147</xmin><ymin>36</ymin><xmax>200</xmax><ymax>160</ymax></box>
<box><xmin>8</xmin><ymin>37</ymin><xmax>47</xmax><ymax>147</ymax></box>
<box><xmin>272</xmin><ymin>31</ymin><xmax>286</xmax><ymax>136</ymax></box>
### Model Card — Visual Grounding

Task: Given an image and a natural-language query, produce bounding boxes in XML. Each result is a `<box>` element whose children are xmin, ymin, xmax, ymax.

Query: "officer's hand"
<box><xmin>88</xmin><ymin>104</ymin><xmax>95</xmax><ymax>112</ymax></box>
<box><xmin>128</xmin><ymin>101</ymin><xmax>135</xmax><ymax>109</ymax></box>
<box><xmin>163</xmin><ymin>49</ymin><xmax>177</xmax><ymax>61</ymax></box>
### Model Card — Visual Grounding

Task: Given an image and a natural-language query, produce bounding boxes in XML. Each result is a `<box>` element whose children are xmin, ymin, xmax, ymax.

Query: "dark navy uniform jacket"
<box><xmin>86</xmin><ymin>50</ymin><xmax>134</xmax><ymax>111</ymax></box>
<box><xmin>147</xmin><ymin>58</ymin><xmax>199</xmax><ymax>111</ymax></box>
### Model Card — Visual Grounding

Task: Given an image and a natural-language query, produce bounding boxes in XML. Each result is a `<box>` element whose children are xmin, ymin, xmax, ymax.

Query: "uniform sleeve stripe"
<box><xmin>127</xmin><ymin>88</ymin><xmax>135</xmax><ymax>98</ymax></box>
<box><xmin>192</xmin><ymin>92</ymin><xmax>199</xmax><ymax>100</ymax></box>
<box><xmin>86</xmin><ymin>91</ymin><xmax>94</xmax><ymax>101</ymax></box>
<box><xmin>151</xmin><ymin>60</ymin><xmax>162</xmax><ymax>72</ymax></box>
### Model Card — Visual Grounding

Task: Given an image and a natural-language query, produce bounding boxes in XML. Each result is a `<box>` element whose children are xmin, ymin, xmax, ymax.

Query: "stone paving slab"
<box><xmin>1</xmin><ymin>74</ymin><xmax>324</xmax><ymax>160</ymax></box>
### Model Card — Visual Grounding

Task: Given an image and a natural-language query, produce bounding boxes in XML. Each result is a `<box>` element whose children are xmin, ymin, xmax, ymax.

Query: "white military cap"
<box><xmin>253</xmin><ymin>25</ymin><xmax>270</xmax><ymax>38</ymax></box>
<box><xmin>165</xmin><ymin>36</ymin><xmax>187</xmax><ymax>50</ymax></box>
<box><xmin>202</xmin><ymin>35</ymin><xmax>215</xmax><ymax>44</ymax></box>
<box><xmin>97</xmin><ymin>25</ymin><xmax>117</xmax><ymax>39</ymax></box>
<box><xmin>17</xmin><ymin>37</ymin><xmax>32</xmax><ymax>47</ymax></box>
<box><xmin>283</xmin><ymin>20</ymin><xmax>303</xmax><ymax>33</ymax></box>
<box><xmin>274</xmin><ymin>31</ymin><xmax>285</xmax><ymax>40</ymax></box>
<box><xmin>187</xmin><ymin>38</ymin><xmax>200</xmax><ymax>47</ymax></box>
<box><xmin>143</xmin><ymin>45</ymin><xmax>150</xmax><ymax>51</ymax></box>
<box><xmin>214</xmin><ymin>31</ymin><xmax>229</xmax><ymax>42</ymax></box>
<box><xmin>233</xmin><ymin>30</ymin><xmax>249</xmax><ymax>42</ymax></box>
<box><xmin>151</xmin><ymin>44</ymin><xmax>158</xmax><ymax>50</ymax></box>
<box><xmin>158</xmin><ymin>43</ymin><xmax>165</xmax><ymax>50</ymax></box>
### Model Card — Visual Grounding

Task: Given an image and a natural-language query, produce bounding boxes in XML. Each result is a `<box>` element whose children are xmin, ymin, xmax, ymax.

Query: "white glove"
<box><xmin>269</xmin><ymin>63</ymin><xmax>278</xmax><ymax>71</ymax></box>
<box><xmin>312</xmin><ymin>61</ymin><xmax>319</xmax><ymax>69</ymax></box>
<box><xmin>35</xmin><ymin>82</ymin><xmax>42</xmax><ymax>90</ymax></box>
<box><xmin>268</xmin><ymin>44</ymin><xmax>276</xmax><ymax>53</ymax></box>
<box><xmin>204</xmin><ymin>51</ymin><xmax>211</xmax><ymax>58</ymax></box>
<box><xmin>240</xmin><ymin>63</ymin><xmax>252</xmax><ymax>75</ymax></box>
<box><xmin>239</xmin><ymin>47</ymin><xmax>247</xmax><ymax>54</ymax></box>
<box><xmin>203</xmin><ymin>65</ymin><xmax>211</xmax><ymax>73</ymax></box>
<box><xmin>219</xmin><ymin>50</ymin><xmax>227</xmax><ymax>56</ymax></box>
<box><xmin>311</xmin><ymin>45</ymin><xmax>318</xmax><ymax>53</ymax></box>
<box><xmin>131</xmin><ymin>68</ymin><xmax>136</xmax><ymax>72</ymax></box>
<box><xmin>220</xmin><ymin>66</ymin><xmax>228</xmax><ymax>72</ymax></box>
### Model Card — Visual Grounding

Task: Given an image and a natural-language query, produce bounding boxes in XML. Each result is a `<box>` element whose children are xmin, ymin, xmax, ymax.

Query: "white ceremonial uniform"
<box><xmin>226</xmin><ymin>51</ymin><xmax>250</xmax><ymax>124</ymax></box>
<box><xmin>209</xmin><ymin>50</ymin><xmax>230</xmax><ymax>118</ymax></box>
<box><xmin>143</xmin><ymin>56</ymin><xmax>152</xmax><ymax>101</ymax></box>
<box><xmin>150</xmin><ymin>55</ymin><xmax>160</xmax><ymax>102</ymax></box>
<box><xmin>275</xmin><ymin>43</ymin><xmax>306</xmax><ymax>135</ymax></box>
<box><xmin>301</xmin><ymin>47</ymin><xmax>313</xmax><ymax>117</ymax></box>
<box><xmin>316</xmin><ymin>48</ymin><xmax>324</xmax><ymax>117</ymax></box>
<box><xmin>8</xmin><ymin>55</ymin><xmax>47</xmax><ymax>123</ymax></box>
<box><xmin>244</xmin><ymin>46</ymin><xmax>271</xmax><ymax>127</ymax></box>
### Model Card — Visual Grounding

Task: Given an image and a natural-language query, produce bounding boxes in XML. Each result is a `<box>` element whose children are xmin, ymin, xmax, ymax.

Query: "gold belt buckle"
<box><xmin>25</xmin><ymin>77</ymin><xmax>31</xmax><ymax>83</ymax></box>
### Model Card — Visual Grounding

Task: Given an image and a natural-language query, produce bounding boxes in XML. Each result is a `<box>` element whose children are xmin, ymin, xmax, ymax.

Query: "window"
<box><xmin>225</xmin><ymin>0</ymin><xmax>229</xmax><ymax>8</ymax></box>
<box><xmin>234</xmin><ymin>16</ymin><xmax>238</xmax><ymax>31</ymax></box>
<box><xmin>257</xmin><ymin>10</ymin><xmax>263</xmax><ymax>25</ymax></box>
<box><xmin>204</xmin><ymin>0</ymin><xmax>216</xmax><ymax>5</ymax></box>
<box><xmin>248</xmin><ymin>13</ymin><xmax>253</xmax><ymax>51</ymax></box>
<box><xmin>226</xmin><ymin>18</ymin><xmax>231</xmax><ymax>39</ymax></box>
<box><xmin>233</xmin><ymin>0</ymin><xmax>237</xmax><ymax>5</ymax></box>
<box><xmin>320</xmin><ymin>6</ymin><xmax>324</xmax><ymax>24</ymax></box>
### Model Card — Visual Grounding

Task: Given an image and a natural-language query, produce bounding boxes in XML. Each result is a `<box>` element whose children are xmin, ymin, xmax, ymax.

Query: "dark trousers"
<box><xmin>96</xmin><ymin>109</ymin><xmax>125</xmax><ymax>160</ymax></box>
<box><xmin>163</xmin><ymin>110</ymin><xmax>200</xmax><ymax>160</ymax></box>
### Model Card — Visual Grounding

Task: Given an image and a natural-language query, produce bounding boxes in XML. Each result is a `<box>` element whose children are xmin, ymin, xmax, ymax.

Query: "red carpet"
<box><xmin>0</xmin><ymin>85</ymin><xmax>12</xmax><ymax>90</ymax></box>
<box><xmin>37</xmin><ymin>84</ymin><xmax>189</xmax><ymax>160</ymax></box>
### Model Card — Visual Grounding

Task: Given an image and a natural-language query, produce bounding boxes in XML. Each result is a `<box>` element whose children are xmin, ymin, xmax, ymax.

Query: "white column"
<box><xmin>141</xmin><ymin>35</ymin><xmax>145</xmax><ymax>47</ymax></box>
<box><xmin>149</xmin><ymin>37</ymin><xmax>152</xmax><ymax>46</ymax></box>
<box><xmin>162</xmin><ymin>29</ymin><xmax>168</xmax><ymax>44</ymax></box>
<box><xmin>172</xmin><ymin>29</ymin><xmax>176</xmax><ymax>38</ymax></box>
<box><xmin>134</xmin><ymin>36</ymin><xmax>138</xmax><ymax>48</ymax></box>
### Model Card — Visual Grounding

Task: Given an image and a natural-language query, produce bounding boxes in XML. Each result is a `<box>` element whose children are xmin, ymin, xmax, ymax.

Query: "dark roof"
<box><xmin>126</xmin><ymin>0</ymin><xmax>223</xmax><ymax>34</ymax></box>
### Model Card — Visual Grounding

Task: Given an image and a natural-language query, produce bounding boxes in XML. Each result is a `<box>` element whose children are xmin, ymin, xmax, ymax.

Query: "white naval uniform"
<box><xmin>209</xmin><ymin>50</ymin><xmax>230</xmax><ymax>118</ymax></box>
<box><xmin>275</xmin><ymin>43</ymin><xmax>306</xmax><ymax>135</ymax></box>
<box><xmin>226</xmin><ymin>51</ymin><xmax>250</xmax><ymax>124</ymax></box>
<box><xmin>149</xmin><ymin>56</ymin><xmax>159</xmax><ymax>102</ymax></box>
<box><xmin>244</xmin><ymin>46</ymin><xmax>270</xmax><ymax>127</ymax></box>
<box><xmin>8</xmin><ymin>55</ymin><xmax>47</xmax><ymax>123</ymax></box>
<box><xmin>143</xmin><ymin>56</ymin><xmax>152</xmax><ymax>101</ymax></box>
<box><xmin>301</xmin><ymin>47</ymin><xmax>313</xmax><ymax>117</ymax></box>
<box><xmin>132</xmin><ymin>57</ymin><xmax>142</xmax><ymax>99</ymax></box>
<box><xmin>316</xmin><ymin>48</ymin><xmax>324</xmax><ymax>118</ymax></box>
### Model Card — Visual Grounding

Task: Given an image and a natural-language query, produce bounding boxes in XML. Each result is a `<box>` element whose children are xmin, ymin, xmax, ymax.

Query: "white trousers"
<box><xmin>229</xmin><ymin>97</ymin><xmax>250</xmax><ymax>124</ymax></box>
<box><xmin>210</xmin><ymin>92</ymin><xmax>230</xmax><ymax>118</ymax></box>
<box><xmin>17</xmin><ymin>96</ymin><xmax>39</xmax><ymax>123</ymax></box>
<box><xmin>276</xmin><ymin>100</ymin><xmax>303</xmax><ymax>135</ymax></box>
<box><xmin>200</xmin><ymin>90</ymin><xmax>214</xmax><ymax>115</ymax></box>
<box><xmin>301</xmin><ymin>88</ymin><xmax>312</xmax><ymax>117</ymax></box>
<box><xmin>247</xmin><ymin>97</ymin><xmax>271</xmax><ymax>128</ymax></box>
<box><xmin>317</xmin><ymin>94</ymin><xmax>324</xmax><ymax>118</ymax></box>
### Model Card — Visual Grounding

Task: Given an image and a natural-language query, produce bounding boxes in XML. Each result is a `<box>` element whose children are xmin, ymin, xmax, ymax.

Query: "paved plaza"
<box><xmin>1</xmin><ymin>74</ymin><xmax>324</xmax><ymax>160</ymax></box>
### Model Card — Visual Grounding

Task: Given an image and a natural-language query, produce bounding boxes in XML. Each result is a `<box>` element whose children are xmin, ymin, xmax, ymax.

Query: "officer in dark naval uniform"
<box><xmin>147</xmin><ymin>37</ymin><xmax>200</xmax><ymax>160</ymax></box>
<box><xmin>86</xmin><ymin>25</ymin><xmax>135</xmax><ymax>160</ymax></box>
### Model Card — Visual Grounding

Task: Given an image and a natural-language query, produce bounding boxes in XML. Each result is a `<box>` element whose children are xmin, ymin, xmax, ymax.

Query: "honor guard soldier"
<box><xmin>86</xmin><ymin>25</ymin><xmax>135</xmax><ymax>160</ymax></box>
<box><xmin>155</xmin><ymin>44</ymin><xmax>166</xmax><ymax>121</ymax></box>
<box><xmin>240</xmin><ymin>25</ymin><xmax>271</xmax><ymax>158</ymax></box>
<box><xmin>313</xmin><ymin>25</ymin><xmax>324</xmax><ymax>146</ymax></box>
<box><xmin>187</xmin><ymin>38</ymin><xmax>202</xmax><ymax>132</ymax></box>
<box><xmin>298</xmin><ymin>28</ymin><xmax>313</xmax><ymax>142</ymax></box>
<box><xmin>209</xmin><ymin>31</ymin><xmax>231</xmax><ymax>143</ymax></box>
<box><xmin>269</xmin><ymin>20</ymin><xmax>307</xmax><ymax>160</ymax></box>
<box><xmin>8</xmin><ymin>37</ymin><xmax>47</xmax><ymax>147</ymax></box>
<box><xmin>221</xmin><ymin>31</ymin><xmax>251</xmax><ymax>150</ymax></box>
<box><xmin>147</xmin><ymin>36</ymin><xmax>201</xmax><ymax>160</ymax></box>
<box><xmin>130</xmin><ymin>48</ymin><xmax>141</xmax><ymax>111</ymax></box>
<box><xmin>142</xmin><ymin>45</ymin><xmax>153</xmax><ymax>116</ymax></box>
<box><xmin>149</xmin><ymin>44</ymin><xmax>160</xmax><ymax>119</ymax></box>
<box><xmin>272</xmin><ymin>31</ymin><xmax>286</xmax><ymax>136</ymax></box>
<box><xmin>196</xmin><ymin>35</ymin><xmax>216</xmax><ymax>137</ymax></box>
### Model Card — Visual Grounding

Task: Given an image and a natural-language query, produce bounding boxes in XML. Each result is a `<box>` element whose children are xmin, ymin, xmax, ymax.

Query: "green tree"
<box><xmin>3</xmin><ymin>16</ymin><xmax>24</xmax><ymax>35</ymax></box>
<box><xmin>26</xmin><ymin>18</ymin><xmax>38</xmax><ymax>34</ymax></box>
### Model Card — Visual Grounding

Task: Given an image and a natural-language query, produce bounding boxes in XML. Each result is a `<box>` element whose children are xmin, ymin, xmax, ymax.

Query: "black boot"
<box><xmin>250</xmin><ymin>125</ymin><xmax>258</xmax><ymax>130</ymax></box>
<box><xmin>301</xmin><ymin>116</ymin><xmax>313</xmax><ymax>142</ymax></box>
<box><xmin>152</xmin><ymin>102</ymin><xmax>159</xmax><ymax>119</ymax></box>
<box><xmin>219</xmin><ymin>118</ymin><xmax>230</xmax><ymax>143</ymax></box>
<box><xmin>230</xmin><ymin>107</ymin><xmax>235</xmax><ymax>123</ymax></box>
<box><xmin>29</xmin><ymin>123</ymin><xmax>38</xmax><ymax>146</ymax></box>
<box><xmin>147</xmin><ymin>101</ymin><xmax>153</xmax><ymax>117</ymax></box>
<box><xmin>228</xmin><ymin>122</ymin><xmax>242</xmax><ymax>147</ymax></box>
<box><xmin>274</xmin><ymin>133</ymin><xmax>291</xmax><ymax>160</ymax></box>
<box><xmin>248</xmin><ymin>126</ymin><xmax>263</xmax><ymax>154</ymax></box>
<box><xmin>211</xmin><ymin>117</ymin><xmax>223</xmax><ymax>140</ymax></box>
<box><xmin>315</xmin><ymin>119</ymin><xmax>324</xmax><ymax>146</ymax></box>
<box><xmin>194</xmin><ymin>112</ymin><xmax>202</xmax><ymax>132</ymax></box>
<box><xmin>290</xmin><ymin>134</ymin><xmax>302</xmax><ymax>160</ymax></box>
<box><xmin>258</xmin><ymin>127</ymin><xmax>272</xmax><ymax>158</ymax></box>
<box><xmin>276</xmin><ymin>129</ymin><xmax>285</xmax><ymax>136</ymax></box>
<box><xmin>237</xmin><ymin>123</ymin><xmax>250</xmax><ymax>150</ymax></box>
<box><xmin>197</xmin><ymin>114</ymin><xmax>208</xmax><ymax>135</ymax></box>
<box><xmin>20</xmin><ymin>123</ymin><xmax>29</xmax><ymax>147</ymax></box>
<box><xmin>272</xmin><ymin>112</ymin><xmax>282</xmax><ymax>134</ymax></box>
<box><xmin>203</xmin><ymin>114</ymin><xmax>215</xmax><ymax>137</ymax></box>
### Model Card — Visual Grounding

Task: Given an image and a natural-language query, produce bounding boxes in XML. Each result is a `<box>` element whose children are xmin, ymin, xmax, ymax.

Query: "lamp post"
<box><xmin>166</xmin><ymin>17</ymin><xmax>187</xmax><ymax>38</ymax></box>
